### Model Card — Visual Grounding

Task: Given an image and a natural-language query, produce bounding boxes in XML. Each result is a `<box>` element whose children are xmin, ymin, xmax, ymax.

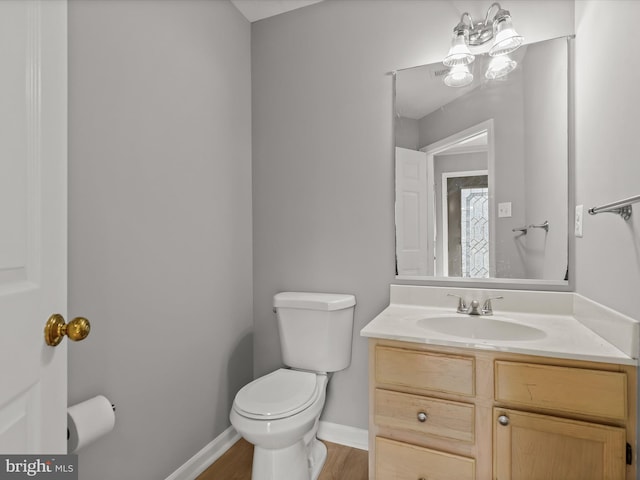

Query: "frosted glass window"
<box><xmin>461</xmin><ymin>187</ymin><xmax>489</xmax><ymax>278</ymax></box>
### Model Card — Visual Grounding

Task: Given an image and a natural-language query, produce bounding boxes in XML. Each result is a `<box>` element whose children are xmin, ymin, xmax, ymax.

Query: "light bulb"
<box><xmin>443</xmin><ymin>31</ymin><xmax>475</xmax><ymax>67</ymax></box>
<box><xmin>444</xmin><ymin>65</ymin><xmax>474</xmax><ymax>88</ymax></box>
<box><xmin>489</xmin><ymin>16</ymin><xmax>523</xmax><ymax>57</ymax></box>
<box><xmin>485</xmin><ymin>55</ymin><xmax>517</xmax><ymax>79</ymax></box>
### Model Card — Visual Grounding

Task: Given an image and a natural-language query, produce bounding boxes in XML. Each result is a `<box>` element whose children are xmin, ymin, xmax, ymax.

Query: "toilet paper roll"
<box><xmin>67</xmin><ymin>395</ymin><xmax>115</xmax><ymax>453</ymax></box>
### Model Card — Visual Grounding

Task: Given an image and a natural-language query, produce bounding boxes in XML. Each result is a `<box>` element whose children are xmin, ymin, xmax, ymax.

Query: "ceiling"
<box><xmin>230</xmin><ymin>0</ymin><xmax>324</xmax><ymax>22</ymax></box>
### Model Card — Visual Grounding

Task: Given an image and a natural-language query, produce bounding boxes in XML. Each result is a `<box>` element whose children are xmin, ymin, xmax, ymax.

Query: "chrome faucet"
<box><xmin>481</xmin><ymin>296</ymin><xmax>503</xmax><ymax>315</ymax></box>
<box><xmin>448</xmin><ymin>294</ymin><xmax>503</xmax><ymax>315</ymax></box>
<box><xmin>468</xmin><ymin>300</ymin><xmax>482</xmax><ymax>315</ymax></box>
<box><xmin>447</xmin><ymin>294</ymin><xmax>468</xmax><ymax>313</ymax></box>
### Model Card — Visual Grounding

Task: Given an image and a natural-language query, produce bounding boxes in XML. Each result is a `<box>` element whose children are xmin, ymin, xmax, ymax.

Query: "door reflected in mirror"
<box><xmin>395</xmin><ymin>36</ymin><xmax>570</xmax><ymax>285</ymax></box>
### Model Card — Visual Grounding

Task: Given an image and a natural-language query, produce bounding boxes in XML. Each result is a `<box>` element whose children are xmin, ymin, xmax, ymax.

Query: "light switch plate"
<box><xmin>498</xmin><ymin>202</ymin><xmax>512</xmax><ymax>218</ymax></box>
<box><xmin>575</xmin><ymin>205</ymin><xmax>584</xmax><ymax>237</ymax></box>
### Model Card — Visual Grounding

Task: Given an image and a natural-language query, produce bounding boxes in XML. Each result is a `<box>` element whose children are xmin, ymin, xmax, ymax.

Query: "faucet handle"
<box><xmin>447</xmin><ymin>294</ymin><xmax>468</xmax><ymax>313</ymax></box>
<box><xmin>482</xmin><ymin>296</ymin><xmax>504</xmax><ymax>315</ymax></box>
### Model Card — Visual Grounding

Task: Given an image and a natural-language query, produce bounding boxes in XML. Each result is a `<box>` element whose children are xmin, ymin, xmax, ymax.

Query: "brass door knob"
<box><xmin>44</xmin><ymin>314</ymin><xmax>91</xmax><ymax>346</ymax></box>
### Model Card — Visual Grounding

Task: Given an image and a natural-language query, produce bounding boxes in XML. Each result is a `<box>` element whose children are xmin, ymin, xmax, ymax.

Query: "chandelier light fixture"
<box><xmin>443</xmin><ymin>2</ymin><xmax>523</xmax><ymax>87</ymax></box>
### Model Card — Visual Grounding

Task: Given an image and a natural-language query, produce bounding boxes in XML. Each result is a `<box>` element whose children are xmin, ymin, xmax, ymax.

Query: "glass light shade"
<box><xmin>485</xmin><ymin>55</ymin><xmax>517</xmax><ymax>79</ymax></box>
<box><xmin>443</xmin><ymin>32</ymin><xmax>475</xmax><ymax>67</ymax></box>
<box><xmin>489</xmin><ymin>17</ymin><xmax>523</xmax><ymax>57</ymax></box>
<box><xmin>444</xmin><ymin>65</ymin><xmax>474</xmax><ymax>88</ymax></box>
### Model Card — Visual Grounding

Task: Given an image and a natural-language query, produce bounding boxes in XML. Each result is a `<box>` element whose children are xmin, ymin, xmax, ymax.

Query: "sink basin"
<box><xmin>416</xmin><ymin>315</ymin><xmax>546</xmax><ymax>341</ymax></box>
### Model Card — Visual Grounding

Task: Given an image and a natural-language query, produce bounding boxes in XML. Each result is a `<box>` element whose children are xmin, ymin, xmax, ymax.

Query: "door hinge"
<box><xmin>627</xmin><ymin>442</ymin><xmax>633</xmax><ymax>465</ymax></box>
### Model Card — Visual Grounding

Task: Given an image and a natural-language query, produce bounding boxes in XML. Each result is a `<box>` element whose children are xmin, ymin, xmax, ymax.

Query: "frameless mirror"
<box><xmin>394</xmin><ymin>36</ymin><xmax>570</xmax><ymax>286</ymax></box>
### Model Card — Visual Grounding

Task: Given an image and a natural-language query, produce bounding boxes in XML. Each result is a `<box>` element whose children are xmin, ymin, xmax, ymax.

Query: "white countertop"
<box><xmin>360</xmin><ymin>286</ymin><xmax>639</xmax><ymax>366</ymax></box>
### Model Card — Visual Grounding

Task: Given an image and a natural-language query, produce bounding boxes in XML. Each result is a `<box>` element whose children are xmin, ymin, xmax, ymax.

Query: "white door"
<box><xmin>0</xmin><ymin>0</ymin><xmax>69</xmax><ymax>454</ymax></box>
<box><xmin>395</xmin><ymin>147</ymin><xmax>432</xmax><ymax>276</ymax></box>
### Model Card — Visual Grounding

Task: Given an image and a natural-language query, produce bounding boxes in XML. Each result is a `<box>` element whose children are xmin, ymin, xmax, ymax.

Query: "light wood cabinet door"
<box><xmin>493</xmin><ymin>408</ymin><xmax>626</xmax><ymax>480</ymax></box>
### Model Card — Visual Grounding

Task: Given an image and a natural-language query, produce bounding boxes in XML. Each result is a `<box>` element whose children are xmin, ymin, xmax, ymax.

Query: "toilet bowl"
<box><xmin>229</xmin><ymin>292</ymin><xmax>356</xmax><ymax>480</ymax></box>
<box><xmin>230</xmin><ymin>369</ymin><xmax>328</xmax><ymax>480</ymax></box>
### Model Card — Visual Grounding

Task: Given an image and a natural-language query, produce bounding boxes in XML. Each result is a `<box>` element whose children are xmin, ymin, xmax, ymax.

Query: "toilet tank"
<box><xmin>273</xmin><ymin>292</ymin><xmax>356</xmax><ymax>373</ymax></box>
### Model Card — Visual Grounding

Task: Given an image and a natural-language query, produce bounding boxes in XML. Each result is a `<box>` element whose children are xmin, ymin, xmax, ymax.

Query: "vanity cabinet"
<box><xmin>368</xmin><ymin>339</ymin><xmax>637</xmax><ymax>480</ymax></box>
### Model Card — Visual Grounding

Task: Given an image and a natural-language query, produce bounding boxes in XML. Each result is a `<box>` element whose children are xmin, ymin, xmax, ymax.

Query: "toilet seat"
<box><xmin>234</xmin><ymin>369</ymin><xmax>321</xmax><ymax>420</ymax></box>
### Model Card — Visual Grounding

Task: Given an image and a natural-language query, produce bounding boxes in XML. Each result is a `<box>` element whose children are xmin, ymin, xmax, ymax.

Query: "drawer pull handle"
<box><xmin>498</xmin><ymin>414</ymin><xmax>510</xmax><ymax>426</ymax></box>
<box><xmin>417</xmin><ymin>411</ymin><xmax>428</xmax><ymax>422</ymax></box>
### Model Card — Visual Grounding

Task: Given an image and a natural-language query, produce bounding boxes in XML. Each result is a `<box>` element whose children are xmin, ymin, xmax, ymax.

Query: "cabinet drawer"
<box><xmin>375</xmin><ymin>388</ymin><xmax>474</xmax><ymax>442</ymax></box>
<box><xmin>495</xmin><ymin>361</ymin><xmax>627</xmax><ymax>420</ymax></box>
<box><xmin>376</xmin><ymin>437</ymin><xmax>475</xmax><ymax>480</ymax></box>
<box><xmin>375</xmin><ymin>346</ymin><xmax>474</xmax><ymax>396</ymax></box>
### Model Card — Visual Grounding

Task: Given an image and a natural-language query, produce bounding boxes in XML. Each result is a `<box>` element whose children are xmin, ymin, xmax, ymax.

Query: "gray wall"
<box><xmin>252</xmin><ymin>0</ymin><xmax>574</xmax><ymax>431</ymax></box>
<box><xmin>396</xmin><ymin>117</ymin><xmax>419</xmax><ymax>150</ymax></box>
<box><xmin>68</xmin><ymin>1</ymin><xmax>253</xmax><ymax>479</ymax></box>
<box><xmin>522</xmin><ymin>38</ymin><xmax>568</xmax><ymax>281</ymax></box>
<box><xmin>574</xmin><ymin>1</ymin><xmax>640</xmax><ymax>318</ymax></box>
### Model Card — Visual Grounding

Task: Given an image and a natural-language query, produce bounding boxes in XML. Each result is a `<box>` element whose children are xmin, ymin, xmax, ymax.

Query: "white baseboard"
<box><xmin>165</xmin><ymin>425</ymin><xmax>240</xmax><ymax>480</ymax></box>
<box><xmin>166</xmin><ymin>421</ymin><xmax>368</xmax><ymax>480</ymax></box>
<box><xmin>317</xmin><ymin>421</ymin><xmax>369</xmax><ymax>451</ymax></box>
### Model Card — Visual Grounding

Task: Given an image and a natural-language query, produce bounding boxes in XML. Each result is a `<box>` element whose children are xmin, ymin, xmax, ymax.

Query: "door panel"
<box><xmin>0</xmin><ymin>0</ymin><xmax>67</xmax><ymax>454</ymax></box>
<box><xmin>396</xmin><ymin>147</ymin><xmax>431</xmax><ymax>276</ymax></box>
<box><xmin>494</xmin><ymin>408</ymin><xmax>626</xmax><ymax>480</ymax></box>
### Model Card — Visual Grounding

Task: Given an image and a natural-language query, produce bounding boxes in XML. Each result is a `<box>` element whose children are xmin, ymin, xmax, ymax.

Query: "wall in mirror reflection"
<box><xmin>395</xmin><ymin>37</ymin><xmax>569</xmax><ymax>282</ymax></box>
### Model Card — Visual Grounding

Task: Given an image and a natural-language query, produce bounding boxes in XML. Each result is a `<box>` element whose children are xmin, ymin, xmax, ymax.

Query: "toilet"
<box><xmin>230</xmin><ymin>292</ymin><xmax>356</xmax><ymax>480</ymax></box>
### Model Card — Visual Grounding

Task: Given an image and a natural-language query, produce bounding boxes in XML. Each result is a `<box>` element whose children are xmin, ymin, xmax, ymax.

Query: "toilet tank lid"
<box><xmin>274</xmin><ymin>292</ymin><xmax>356</xmax><ymax>311</ymax></box>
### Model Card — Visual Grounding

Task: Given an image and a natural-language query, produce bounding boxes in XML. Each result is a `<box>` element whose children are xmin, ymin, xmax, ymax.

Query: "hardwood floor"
<box><xmin>196</xmin><ymin>438</ymin><xmax>368</xmax><ymax>480</ymax></box>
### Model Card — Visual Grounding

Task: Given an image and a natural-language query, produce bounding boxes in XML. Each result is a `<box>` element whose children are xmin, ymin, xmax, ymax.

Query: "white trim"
<box><xmin>317</xmin><ymin>421</ymin><xmax>369</xmax><ymax>451</ymax></box>
<box><xmin>165</xmin><ymin>426</ymin><xmax>240</xmax><ymax>480</ymax></box>
<box><xmin>419</xmin><ymin>120</ymin><xmax>493</xmax><ymax>155</ymax></box>
<box><xmin>435</xmin><ymin>144</ymin><xmax>488</xmax><ymax>156</ymax></box>
<box><xmin>165</xmin><ymin>422</ymin><xmax>369</xmax><ymax>480</ymax></box>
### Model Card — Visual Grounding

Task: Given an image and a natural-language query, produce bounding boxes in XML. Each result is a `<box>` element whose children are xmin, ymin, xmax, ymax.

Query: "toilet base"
<box><xmin>251</xmin><ymin>437</ymin><xmax>327</xmax><ymax>480</ymax></box>
<box><xmin>309</xmin><ymin>438</ymin><xmax>327</xmax><ymax>480</ymax></box>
